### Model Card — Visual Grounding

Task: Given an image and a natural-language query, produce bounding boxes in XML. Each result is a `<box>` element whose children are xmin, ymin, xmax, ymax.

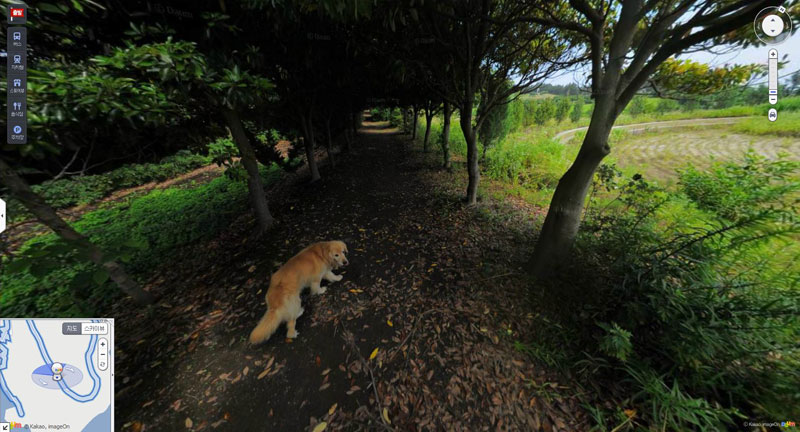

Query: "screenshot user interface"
<box><xmin>0</xmin><ymin>2</ymin><xmax>795</xmax><ymax>432</ymax></box>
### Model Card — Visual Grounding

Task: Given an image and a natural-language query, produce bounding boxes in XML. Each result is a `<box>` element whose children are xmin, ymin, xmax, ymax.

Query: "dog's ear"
<box><xmin>341</xmin><ymin>238</ymin><xmax>353</xmax><ymax>250</ymax></box>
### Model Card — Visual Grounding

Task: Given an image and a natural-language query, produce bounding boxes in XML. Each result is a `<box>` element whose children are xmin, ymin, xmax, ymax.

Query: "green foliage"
<box><xmin>628</xmin><ymin>96</ymin><xmax>647</xmax><ymax>116</ymax></box>
<box><xmin>679</xmin><ymin>152</ymin><xmax>799</xmax><ymax>221</ymax></box>
<box><xmin>0</xmin><ymin>164</ymin><xmax>284</xmax><ymax>317</ymax></box>
<box><xmin>597</xmin><ymin>322</ymin><xmax>633</xmax><ymax>362</ymax></box>
<box><xmin>7</xmin><ymin>151</ymin><xmax>211</xmax><ymax>223</ymax></box>
<box><xmin>732</xmin><ymin>112</ymin><xmax>800</xmax><ymax>137</ymax></box>
<box><xmin>554</xmin><ymin>97</ymin><xmax>572</xmax><ymax>123</ymax></box>
<box><xmin>478</xmin><ymin>82</ymin><xmax>512</xmax><ymax>151</ymax></box>
<box><xmin>532</xmin><ymin>98</ymin><xmax>556</xmax><ymax>125</ymax></box>
<box><xmin>484</xmin><ymin>134</ymin><xmax>567</xmax><ymax>190</ymax></box>
<box><xmin>655</xmin><ymin>98</ymin><xmax>679</xmax><ymax>114</ymax></box>
<box><xmin>369</xmin><ymin>107</ymin><xmax>393</xmax><ymax>121</ymax></box>
<box><xmin>570</xmin><ymin>96</ymin><xmax>584</xmax><ymax>123</ymax></box>
<box><xmin>546</xmin><ymin>157</ymin><xmax>800</xmax><ymax>430</ymax></box>
<box><xmin>651</xmin><ymin>58</ymin><xmax>759</xmax><ymax>98</ymax></box>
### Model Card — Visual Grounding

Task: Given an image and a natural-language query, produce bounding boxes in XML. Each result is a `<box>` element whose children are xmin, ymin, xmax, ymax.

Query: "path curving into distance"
<box><xmin>551</xmin><ymin>116</ymin><xmax>800</xmax><ymax>180</ymax></box>
<box><xmin>553</xmin><ymin>116</ymin><xmax>748</xmax><ymax>143</ymax></box>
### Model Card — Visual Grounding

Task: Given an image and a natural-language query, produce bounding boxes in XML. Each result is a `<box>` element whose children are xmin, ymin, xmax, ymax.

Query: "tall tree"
<box><xmin>409</xmin><ymin>0</ymin><xmax>575</xmax><ymax>204</ymax></box>
<box><xmin>529</xmin><ymin>0</ymin><xmax>784</xmax><ymax>276</ymax></box>
<box><xmin>440</xmin><ymin>100</ymin><xmax>453</xmax><ymax>170</ymax></box>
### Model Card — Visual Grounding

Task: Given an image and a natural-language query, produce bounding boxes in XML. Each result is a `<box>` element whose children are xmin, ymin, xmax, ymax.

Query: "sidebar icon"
<box><xmin>7</xmin><ymin>4</ymin><xmax>27</xmax><ymax>144</ymax></box>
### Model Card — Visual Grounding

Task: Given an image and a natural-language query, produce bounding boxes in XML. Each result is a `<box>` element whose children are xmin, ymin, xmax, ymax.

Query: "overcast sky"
<box><xmin>545</xmin><ymin>26</ymin><xmax>800</xmax><ymax>88</ymax></box>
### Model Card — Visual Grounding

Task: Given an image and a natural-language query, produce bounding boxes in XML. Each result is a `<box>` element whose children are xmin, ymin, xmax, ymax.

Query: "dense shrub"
<box><xmin>628</xmin><ymin>96</ymin><xmax>648</xmax><ymax>116</ymax></box>
<box><xmin>679</xmin><ymin>152</ymin><xmax>799</xmax><ymax>221</ymax></box>
<box><xmin>369</xmin><ymin>107</ymin><xmax>392</xmax><ymax>121</ymax></box>
<box><xmin>570</xmin><ymin>96</ymin><xmax>584</xmax><ymax>123</ymax></box>
<box><xmin>0</xmin><ymin>164</ymin><xmax>284</xmax><ymax>317</ymax></box>
<box><xmin>8</xmin><ymin>150</ymin><xmax>211</xmax><ymax>222</ymax></box>
<box><xmin>478</xmin><ymin>82</ymin><xmax>512</xmax><ymax>154</ymax></box>
<box><xmin>484</xmin><ymin>135</ymin><xmax>567</xmax><ymax>189</ymax></box>
<box><xmin>522</xmin><ymin>158</ymin><xmax>799</xmax><ymax>431</ymax></box>
<box><xmin>532</xmin><ymin>98</ymin><xmax>556</xmax><ymax>125</ymax></box>
<box><xmin>554</xmin><ymin>97</ymin><xmax>572</xmax><ymax>123</ymax></box>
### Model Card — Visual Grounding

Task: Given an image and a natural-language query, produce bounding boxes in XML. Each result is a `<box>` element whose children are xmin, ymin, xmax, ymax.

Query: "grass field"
<box><xmin>602</xmin><ymin>124</ymin><xmax>800</xmax><ymax>181</ymax></box>
<box><xmin>412</xmin><ymin>97</ymin><xmax>800</xmax><ymax>206</ymax></box>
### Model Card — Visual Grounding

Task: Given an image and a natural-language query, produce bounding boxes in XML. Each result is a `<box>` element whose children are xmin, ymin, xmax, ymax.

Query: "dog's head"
<box><xmin>327</xmin><ymin>240</ymin><xmax>349</xmax><ymax>268</ymax></box>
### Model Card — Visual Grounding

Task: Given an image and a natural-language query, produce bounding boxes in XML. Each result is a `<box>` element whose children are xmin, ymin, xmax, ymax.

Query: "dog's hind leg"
<box><xmin>286</xmin><ymin>319</ymin><xmax>298</xmax><ymax>338</ymax></box>
<box><xmin>323</xmin><ymin>270</ymin><xmax>343</xmax><ymax>283</ymax></box>
<box><xmin>285</xmin><ymin>296</ymin><xmax>302</xmax><ymax>338</ymax></box>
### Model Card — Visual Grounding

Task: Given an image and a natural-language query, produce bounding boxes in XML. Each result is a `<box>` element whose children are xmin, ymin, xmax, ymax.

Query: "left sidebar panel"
<box><xmin>7</xmin><ymin>4</ymin><xmax>28</xmax><ymax>144</ymax></box>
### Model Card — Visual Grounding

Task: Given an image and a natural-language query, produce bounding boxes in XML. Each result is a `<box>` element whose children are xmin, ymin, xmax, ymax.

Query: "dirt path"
<box><xmin>553</xmin><ymin>116</ymin><xmax>748</xmax><ymax>143</ymax></box>
<box><xmin>112</xmin><ymin>120</ymin><xmax>587</xmax><ymax>431</ymax></box>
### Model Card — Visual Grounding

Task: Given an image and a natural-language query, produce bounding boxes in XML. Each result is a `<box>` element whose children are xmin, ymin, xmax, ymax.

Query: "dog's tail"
<box><xmin>249</xmin><ymin>309</ymin><xmax>280</xmax><ymax>344</ymax></box>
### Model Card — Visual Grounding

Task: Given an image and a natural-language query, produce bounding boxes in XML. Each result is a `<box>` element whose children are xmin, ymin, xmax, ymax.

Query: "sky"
<box><xmin>545</xmin><ymin>20</ymin><xmax>800</xmax><ymax>88</ymax></box>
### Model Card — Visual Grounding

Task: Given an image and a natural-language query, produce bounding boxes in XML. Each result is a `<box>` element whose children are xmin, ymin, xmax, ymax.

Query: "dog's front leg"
<box><xmin>311</xmin><ymin>280</ymin><xmax>327</xmax><ymax>295</ymax></box>
<box><xmin>324</xmin><ymin>270</ymin><xmax>343</xmax><ymax>282</ymax></box>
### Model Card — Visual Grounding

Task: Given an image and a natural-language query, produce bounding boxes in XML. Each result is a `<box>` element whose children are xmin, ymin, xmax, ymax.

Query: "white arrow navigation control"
<box><xmin>762</xmin><ymin>15</ymin><xmax>785</xmax><ymax>37</ymax></box>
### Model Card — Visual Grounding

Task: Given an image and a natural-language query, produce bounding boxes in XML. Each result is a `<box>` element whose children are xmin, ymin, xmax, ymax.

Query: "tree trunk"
<box><xmin>460</xmin><ymin>106</ymin><xmax>479</xmax><ymax>204</ymax></box>
<box><xmin>0</xmin><ymin>158</ymin><xmax>155</xmax><ymax>305</ymax></box>
<box><xmin>325</xmin><ymin>117</ymin><xmax>335</xmax><ymax>168</ymax></box>
<box><xmin>423</xmin><ymin>110</ymin><xmax>433</xmax><ymax>152</ymax></box>
<box><xmin>352</xmin><ymin>112</ymin><xmax>360</xmax><ymax>140</ymax></box>
<box><xmin>441</xmin><ymin>101</ymin><xmax>452</xmax><ymax>170</ymax></box>
<box><xmin>530</xmin><ymin>98</ymin><xmax>615</xmax><ymax>277</ymax></box>
<box><xmin>342</xmin><ymin>126</ymin><xmax>352</xmax><ymax>154</ymax></box>
<box><xmin>222</xmin><ymin>108</ymin><xmax>275</xmax><ymax>232</ymax></box>
<box><xmin>411</xmin><ymin>107</ymin><xmax>419</xmax><ymax>140</ymax></box>
<box><xmin>301</xmin><ymin>112</ymin><xmax>321</xmax><ymax>182</ymax></box>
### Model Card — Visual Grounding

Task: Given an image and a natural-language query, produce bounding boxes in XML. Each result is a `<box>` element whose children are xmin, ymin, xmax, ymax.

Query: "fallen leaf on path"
<box><xmin>328</xmin><ymin>403</ymin><xmax>337</xmax><ymax>415</ymax></box>
<box><xmin>321</xmin><ymin>368</ymin><xmax>331</xmax><ymax>376</ymax></box>
<box><xmin>387</xmin><ymin>320</ymin><xmax>393</xmax><ymax>327</ymax></box>
<box><xmin>243</xmin><ymin>366</ymin><xmax>249</xmax><ymax>376</ymax></box>
<box><xmin>382</xmin><ymin>408</ymin><xmax>391</xmax><ymax>424</ymax></box>
<box><xmin>185</xmin><ymin>417</ymin><xmax>193</xmax><ymax>428</ymax></box>
<box><xmin>312</xmin><ymin>422</ymin><xmax>327</xmax><ymax>432</ymax></box>
<box><xmin>257</xmin><ymin>368</ymin><xmax>271</xmax><ymax>380</ymax></box>
<box><xmin>369</xmin><ymin>348</ymin><xmax>379</xmax><ymax>360</ymax></box>
<box><xmin>247</xmin><ymin>265</ymin><xmax>256</xmax><ymax>273</ymax></box>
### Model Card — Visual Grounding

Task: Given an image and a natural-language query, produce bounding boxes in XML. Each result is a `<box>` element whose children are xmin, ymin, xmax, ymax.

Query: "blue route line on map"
<box><xmin>0</xmin><ymin>319</ymin><xmax>25</xmax><ymax>417</ymax></box>
<box><xmin>26</xmin><ymin>320</ymin><xmax>101</xmax><ymax>403</ymax></box>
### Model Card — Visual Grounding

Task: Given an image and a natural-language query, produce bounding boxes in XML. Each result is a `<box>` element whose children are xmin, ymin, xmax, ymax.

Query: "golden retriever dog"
<box><xmin>249</xmin><ymin>240</ymin><xmax>349</xmax><ymax>344</ymax></box>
